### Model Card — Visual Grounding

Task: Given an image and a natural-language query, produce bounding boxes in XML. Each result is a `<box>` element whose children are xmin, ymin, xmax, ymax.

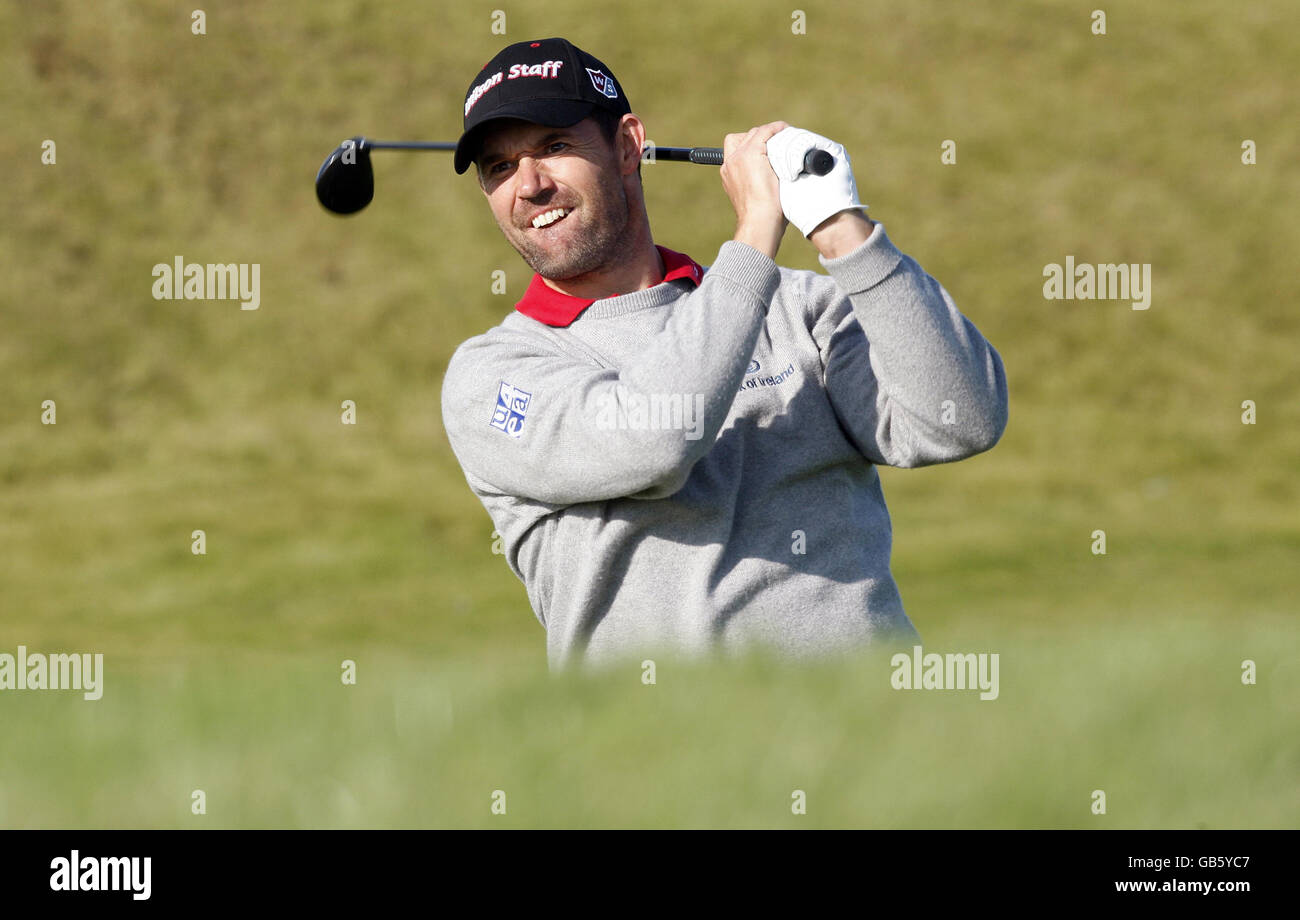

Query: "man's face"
<box><xmin>476</xmin><ymin>117</ymin><xmax>632</xmax><ymax>281</ymax></box>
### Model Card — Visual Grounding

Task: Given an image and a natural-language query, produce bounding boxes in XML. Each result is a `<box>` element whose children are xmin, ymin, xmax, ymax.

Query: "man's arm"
<box><xmin>808</xmin><ymin>212</ymin><xmax>1008</xmax><ymax>468</ymax></box>
<box><xmin>442</xmin><ymin>242</ymin><xmax>777</xmax><ymax>505</ymax></box>
<box><xmin>442</xmin><ymin>121</ymin><xmax>793</xmax><ymax>506</ymax></box>
<box><xmin>763</xmin><ymin>125</ymin><xmax>1006</xmax><ymax>468</ymax></box>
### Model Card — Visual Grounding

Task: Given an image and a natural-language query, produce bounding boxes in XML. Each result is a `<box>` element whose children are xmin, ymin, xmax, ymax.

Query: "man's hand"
<box><xmin>720</xmin><ymin>121</ymin><xmax>790</xmax><ymax>260</ymax></box>
<box><xmin>766</xmin><ymin>126</ymin><xmax>870</xmax><ymax>248</ymax></box>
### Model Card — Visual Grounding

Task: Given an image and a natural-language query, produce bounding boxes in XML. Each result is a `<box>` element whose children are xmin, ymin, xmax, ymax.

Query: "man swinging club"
<box><xmin>441</xmin><ymin>37</ymin><xmax>1009</xmax><ymax>670</ymax></box>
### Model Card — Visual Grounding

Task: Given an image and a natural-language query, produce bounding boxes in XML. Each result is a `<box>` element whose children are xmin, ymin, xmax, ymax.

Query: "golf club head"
<box><xmin>315</xmin><ymin>137</ymin><xmax>373</xmax><ymax>215</ymax></box>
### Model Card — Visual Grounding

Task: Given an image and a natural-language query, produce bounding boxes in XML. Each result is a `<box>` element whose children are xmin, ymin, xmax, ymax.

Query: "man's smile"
<box><xmin>530</xmin><ymin>207</ymin><xmax>572</xmax><ymax>229</ymax></box>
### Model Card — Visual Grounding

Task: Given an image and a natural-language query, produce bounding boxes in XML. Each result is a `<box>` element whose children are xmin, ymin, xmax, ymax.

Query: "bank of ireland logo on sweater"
<box><xmin>738</xmin><ymin>358</ymin><xmax>796</xmax><ymax>394</ymax></box>
<box><xmin>490</xmin><ymin>381</ymin><xmax>532</xmax><ymax>438</ymax></box>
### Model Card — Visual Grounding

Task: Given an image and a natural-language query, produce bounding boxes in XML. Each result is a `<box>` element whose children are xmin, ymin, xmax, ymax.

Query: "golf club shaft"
<box><xmin>316</xmin><ymin>136</ymin><xmax>835</xmax><ymax>215</ymax></box>
<box><xmin>352</xmin><ymin>139</ymin><xmax>754</xmax><ymax>167</ymax></box>
<box><xmin>362</xmin><ymin>140</ymin><xmax>458</xmax><ymax>151</ymax></box>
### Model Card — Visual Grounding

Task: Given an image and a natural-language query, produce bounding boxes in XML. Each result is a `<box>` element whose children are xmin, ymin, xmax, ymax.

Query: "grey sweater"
<box><xmin>441</xmin><ymin>222</ymin><xmax>1008</xmax><ymax>670</ymax></box>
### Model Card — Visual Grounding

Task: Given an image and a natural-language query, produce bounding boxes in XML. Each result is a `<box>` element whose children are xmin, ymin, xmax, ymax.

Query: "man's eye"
<box><xmin>490</xmin><ymin>161</ymin><xmax>511</xmax><ymax>174</ymax></box>
<box><xmin>546</xmin><ymin>142</ymin><xmax>568</xmax><ymax>153</ymax></box>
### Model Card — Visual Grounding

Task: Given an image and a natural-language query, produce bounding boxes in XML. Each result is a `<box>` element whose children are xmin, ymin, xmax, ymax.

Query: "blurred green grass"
<box><xmin>2</xmin><ymin>619</ymin><xmax>1294</xmax><ymax>829</ymax></box>
<box><xmin>1</xmin><ymin>0</ymin><xmax>1297</xmax><ymax>827</ymax></box>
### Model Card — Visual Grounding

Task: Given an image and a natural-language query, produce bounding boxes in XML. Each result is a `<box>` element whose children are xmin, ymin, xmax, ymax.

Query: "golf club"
<box><xmin>314</xmin><ymin>136</ymin><xmax>835</xmax><ymax>215</ymax></box>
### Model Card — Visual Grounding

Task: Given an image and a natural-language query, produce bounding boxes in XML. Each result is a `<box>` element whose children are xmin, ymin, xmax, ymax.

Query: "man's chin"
<box><xmin>509</xmin><ymin>221</ymin><xmax>630</xmax><ymax>282</ymax></box>
<box><xmin>518</xmin><ymin>248</ymin><xmax>605</xmax><ymax>283</ymax></box>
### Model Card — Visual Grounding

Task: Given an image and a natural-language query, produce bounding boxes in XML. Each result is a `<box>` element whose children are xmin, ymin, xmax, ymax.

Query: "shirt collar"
<box><xmin>514</xmin><ymin>245</ymin><xmax>704</xmax><ymax>327</ymax></box>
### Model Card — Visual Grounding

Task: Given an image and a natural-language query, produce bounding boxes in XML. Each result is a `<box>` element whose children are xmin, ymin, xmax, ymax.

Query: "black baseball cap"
<box><xmin>454</xmin><ymin>37</ymin><xmax>631</xmax><ymax>174</ymax></box>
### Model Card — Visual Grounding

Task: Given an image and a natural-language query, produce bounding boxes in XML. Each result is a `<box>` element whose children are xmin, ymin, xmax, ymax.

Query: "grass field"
<box><xmin>3</xmin><ymin>620</ymin><xmax>1296</xmax><ymax>829</ymax></box>
<box><xmin>1</xmin><ymin>0</ymin><xmax>1297</xmax><ymax>828</ymax></box>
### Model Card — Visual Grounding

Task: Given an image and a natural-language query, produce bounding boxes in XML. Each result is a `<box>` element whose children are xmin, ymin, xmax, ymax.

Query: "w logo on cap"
<box><xmin>585</xmin><ymin>68</ymin><xmax>618</xmax><ymax>99</ymax></box>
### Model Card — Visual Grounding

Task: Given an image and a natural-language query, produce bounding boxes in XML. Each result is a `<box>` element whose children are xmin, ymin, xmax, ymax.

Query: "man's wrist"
<box><xmin>733</xmin><ymin>219</ymin><xmax>786</xmax><ymax>260</ymax></box>
<box><xmin>809</xmin><ymin>209</ymin><xmax>874</xmax><ymax>259</ymax></box>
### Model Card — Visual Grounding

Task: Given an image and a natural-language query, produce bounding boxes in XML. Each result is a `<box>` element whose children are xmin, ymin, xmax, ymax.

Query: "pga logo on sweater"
<box><xmin>490</xmin><ymin>381</ymin><xmax>532</xmax><ymax>438</ymax></box>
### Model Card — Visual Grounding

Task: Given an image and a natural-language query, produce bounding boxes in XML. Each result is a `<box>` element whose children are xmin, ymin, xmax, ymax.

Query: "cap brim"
<box><xmin>454</xmin><ymin>99</ymin><xmax>598</xmax><ymax>174</ymax></box>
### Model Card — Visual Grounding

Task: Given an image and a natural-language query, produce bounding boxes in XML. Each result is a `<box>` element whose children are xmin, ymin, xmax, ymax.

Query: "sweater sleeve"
<box><xmin>441</xmin><ymin>241</ymin><xmax>780</xmax><ymax>505</ymax></box>
<box><xmin>808</xmin><ymin>222</ymin><xmax>1008</xmax><ymax>468</ymax></box>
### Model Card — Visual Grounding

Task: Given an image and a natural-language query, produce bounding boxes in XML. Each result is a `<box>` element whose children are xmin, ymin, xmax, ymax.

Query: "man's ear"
<box><xmin>616</xmin><ymin>114</ymin><xmax>647</xmax><ymax>177</ymax></box>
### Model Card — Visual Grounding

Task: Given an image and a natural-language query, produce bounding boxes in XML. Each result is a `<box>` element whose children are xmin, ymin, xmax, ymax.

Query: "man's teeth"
<box><xmin>531</xmin><ymin>208</ymin><xmax>570</xmax><ymax>229</ymax></box>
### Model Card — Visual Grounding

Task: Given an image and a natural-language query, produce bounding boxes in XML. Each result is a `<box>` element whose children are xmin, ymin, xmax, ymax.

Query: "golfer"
<box><xmin>441</xmin><ymin>37</ymin><xmax>1008</xmax><ymax>670</ymax></box>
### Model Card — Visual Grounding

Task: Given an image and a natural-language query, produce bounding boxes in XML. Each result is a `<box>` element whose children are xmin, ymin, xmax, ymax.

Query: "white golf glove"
<box><xmin>766</xmin><ymin>127</ymin><xmax>868</xmax><ymax>237</ymax></box>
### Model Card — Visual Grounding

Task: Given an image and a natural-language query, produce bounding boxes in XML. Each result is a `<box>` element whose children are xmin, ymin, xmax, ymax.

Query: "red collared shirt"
<box><xmin>514</xmin><ymin>245</ymin><xmax>704</xmax><ymax>327</ymax></box>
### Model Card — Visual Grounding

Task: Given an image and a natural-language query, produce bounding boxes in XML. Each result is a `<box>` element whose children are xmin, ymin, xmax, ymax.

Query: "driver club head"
<box><xmin>315</xmin><ymin>137</ymin><xmax>374</xmax><ymax>215</ymax></box>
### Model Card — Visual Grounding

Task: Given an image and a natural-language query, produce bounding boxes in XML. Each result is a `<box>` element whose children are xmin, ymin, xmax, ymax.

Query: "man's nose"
<box><xmin>514</xmin><ymin>156</ymin><xmax>554</xmax><ymax>199</ymax></box>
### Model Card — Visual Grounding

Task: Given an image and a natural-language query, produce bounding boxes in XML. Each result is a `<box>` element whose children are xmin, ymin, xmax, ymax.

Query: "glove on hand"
<box><xmin>765</xmin><ymin>126</ymin><xmax>868</xmax><ymax>237</ymax></box>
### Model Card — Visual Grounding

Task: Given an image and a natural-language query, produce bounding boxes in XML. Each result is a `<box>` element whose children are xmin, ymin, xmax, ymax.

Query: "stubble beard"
<box><xmin>509</xmin><ymin>174</ymin><xmax>634</xmax><ymax>282</ymax></box>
